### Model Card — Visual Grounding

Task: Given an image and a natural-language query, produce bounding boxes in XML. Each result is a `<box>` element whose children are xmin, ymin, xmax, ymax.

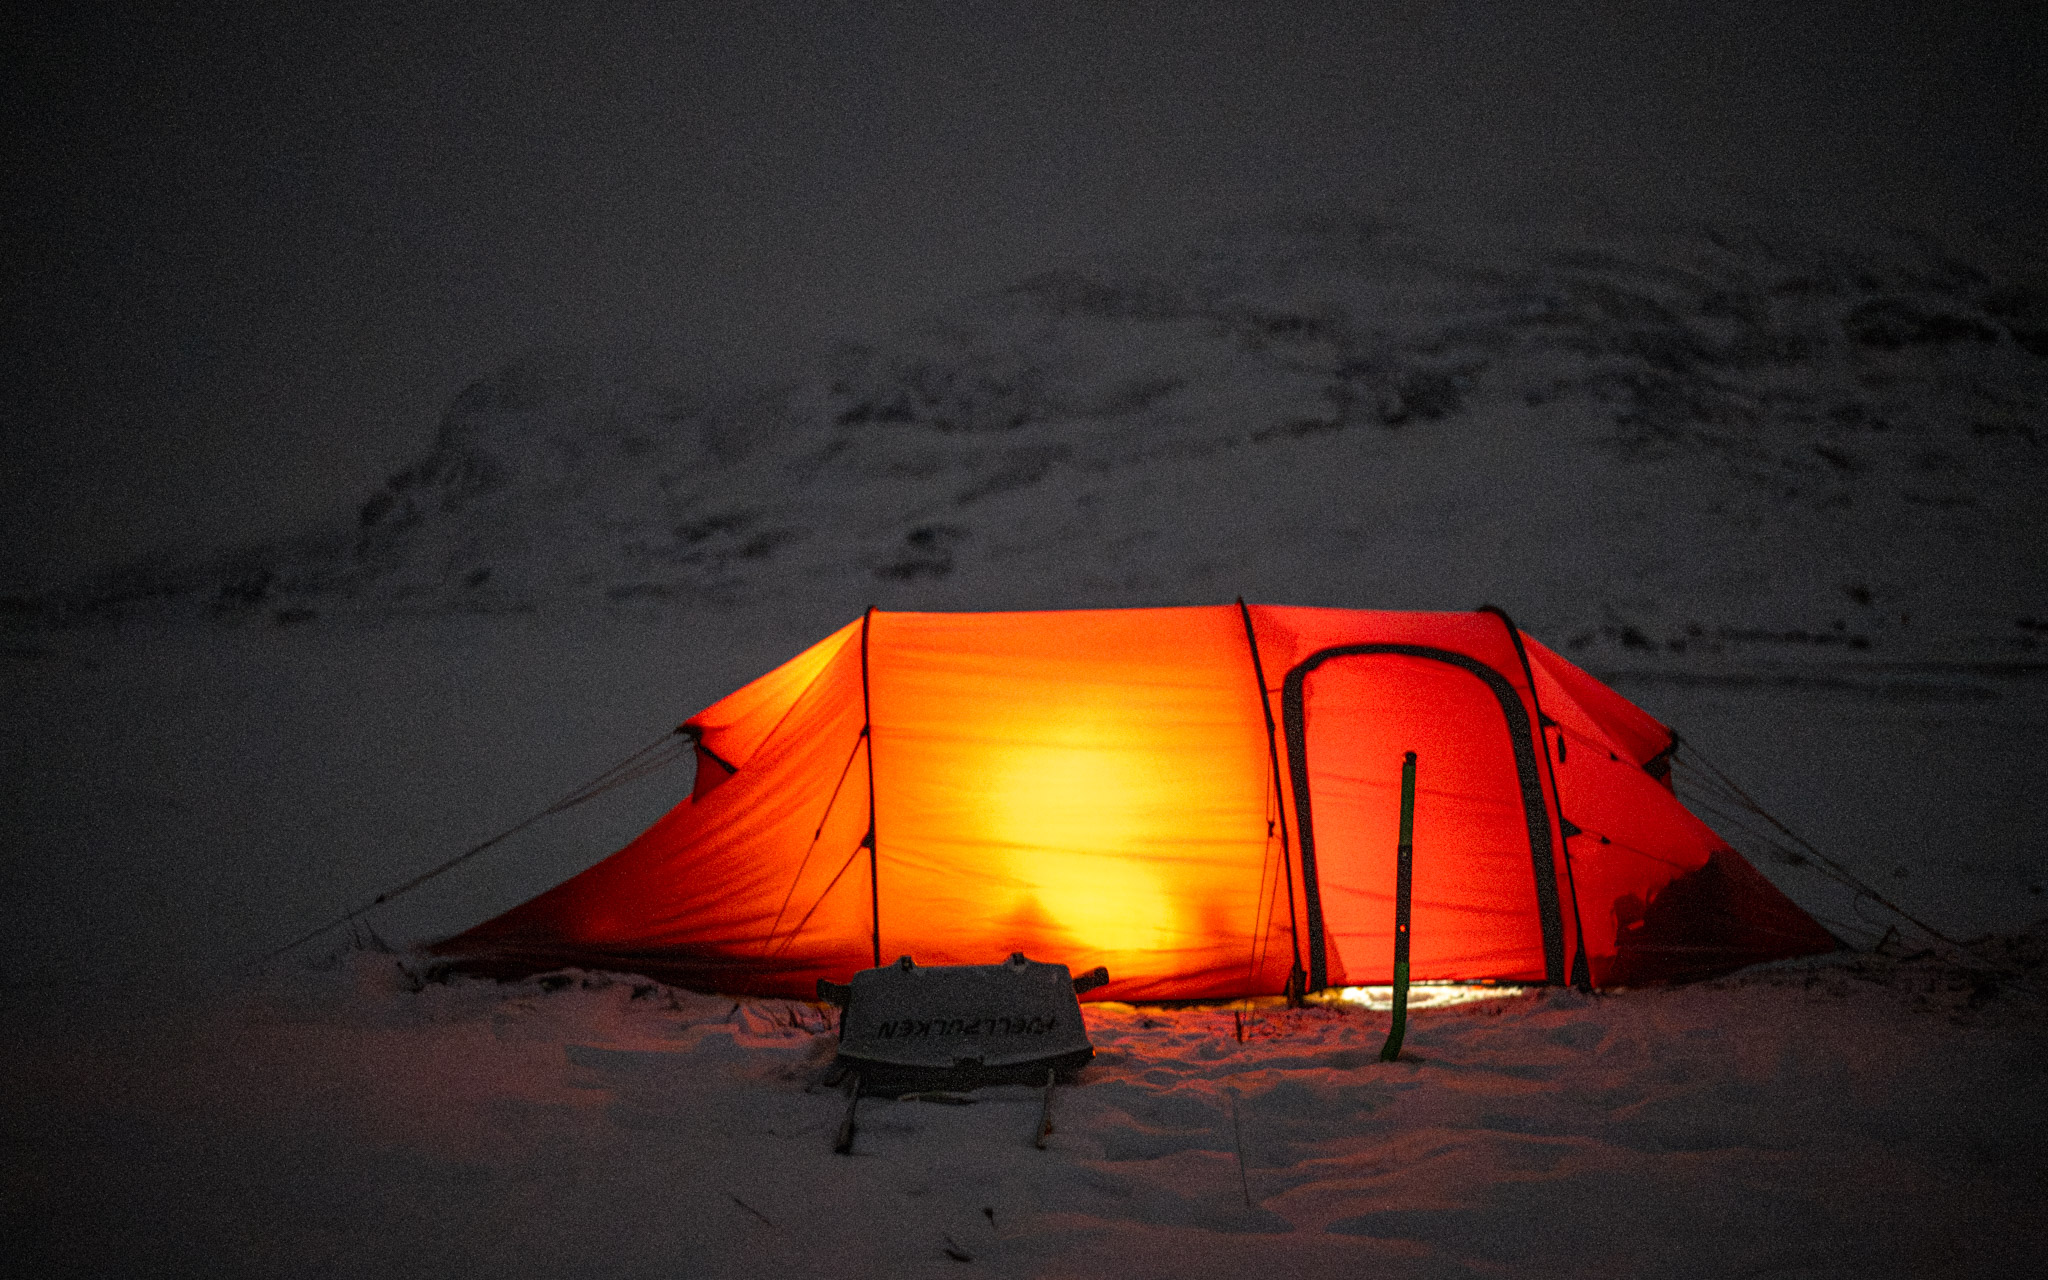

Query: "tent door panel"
<box><xmin>1282</xmin><ymin>646</ymin><xmax>1563</xmax><ymax>989</ymax></box>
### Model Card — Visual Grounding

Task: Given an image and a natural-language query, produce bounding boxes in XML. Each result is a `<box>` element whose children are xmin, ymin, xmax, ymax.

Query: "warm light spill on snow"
<box><xmin>1327</xmin><ymin>982</ymin><xmax>1527</xmax><ymax>1011</ymax></box>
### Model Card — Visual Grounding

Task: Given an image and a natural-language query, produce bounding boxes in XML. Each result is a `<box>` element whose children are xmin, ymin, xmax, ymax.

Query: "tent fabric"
<box><xmin>434</xmin><ymin>605</ymin><xmax>1837</xmax><ymax>1000</ymax></box>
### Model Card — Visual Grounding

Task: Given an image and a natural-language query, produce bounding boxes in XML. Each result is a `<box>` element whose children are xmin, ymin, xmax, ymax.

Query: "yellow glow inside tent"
<box><xmin>983</xmin><ymin>745</ymin><xmax>1184</xmax><ymax>957</ymax></box>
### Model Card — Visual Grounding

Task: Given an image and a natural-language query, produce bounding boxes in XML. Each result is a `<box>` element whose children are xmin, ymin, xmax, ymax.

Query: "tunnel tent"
<box><xmin>432</xmin><ymin>604</ymin><xmax>1837</xmax><ymax>1000</ymax></box>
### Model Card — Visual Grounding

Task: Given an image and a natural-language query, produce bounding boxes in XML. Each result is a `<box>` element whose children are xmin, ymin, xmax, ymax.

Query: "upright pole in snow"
<box><xmin>1380</xmin><ymin>751</ymin><xmax>1417</xmax><ymax>1063</ymax></box>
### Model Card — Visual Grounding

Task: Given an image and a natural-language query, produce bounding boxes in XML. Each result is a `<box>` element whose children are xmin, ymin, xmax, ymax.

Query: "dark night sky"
<box><xmin>5</xmin><ymin>1</ymin><xmax>2043</xmax><ymax>591</ymax></box>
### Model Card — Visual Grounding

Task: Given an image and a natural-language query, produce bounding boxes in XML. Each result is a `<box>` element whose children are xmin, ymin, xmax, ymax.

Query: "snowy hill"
<box><xmin>13</xmin><ymin>217</ymin><xmax>2046</xmax><ymax>676</ymax></box>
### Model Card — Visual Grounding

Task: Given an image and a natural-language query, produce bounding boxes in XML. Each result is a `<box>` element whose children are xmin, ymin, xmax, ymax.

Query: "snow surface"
<box><xmin>6</xmin><ymin>955</ymin><xmax>2044</xmax><ymax>1278</ymax></box>
<box><xmin>5</xmin><ymin>217</ymin><xmax>2047</xmax><ymax>1275</ymax></box>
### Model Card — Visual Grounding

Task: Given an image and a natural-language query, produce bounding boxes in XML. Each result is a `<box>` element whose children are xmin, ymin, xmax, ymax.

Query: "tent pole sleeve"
<box><xmin>1280</xmin><ymin>664</ymin><xmax>1329</xmax><ymax>991</ymax></box>
<box><xmin>1237</xmin><ymin>598</ymin><xmax>1304</xmax><ymax>997</ymax></box>
<box><xmin>1481</xmin><ymin>604</ymin><xmax>1590</xmax><ymax>990</ymax></box>
<box><xmin>1379</xmin><ymin>751</ymin><xmax>1417</xmax><ymax>1062</ymax></box>
<box><xmin>862</xmin><ymin>606</ymin><xmax>881</xmax><ymax>969</ymax></box>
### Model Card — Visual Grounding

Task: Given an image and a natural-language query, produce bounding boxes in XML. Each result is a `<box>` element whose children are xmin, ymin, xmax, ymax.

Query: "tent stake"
<box><xmin>834</xmin><ymin>1072</ymin><xmax>862</xmax><ymax>1154</ymax></box>
<box><xmin>1034</xmin><ymin>1068</ymin><xmax>1056</xmax><ymax>1148</ymax></box>
<box><xmin>1380</xmin><ymin>751</ymin><xmax>1417</xmax><ymax>1063</ymax></box>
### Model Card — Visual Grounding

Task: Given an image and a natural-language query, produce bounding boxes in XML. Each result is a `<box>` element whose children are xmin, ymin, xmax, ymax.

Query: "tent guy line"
<box><xmin>1664</xmin><ymin>737</ymin><xmax>2046</xmax><ymax>996</ymax></box>
<box><xmin>254</xmin><ymin>724</ymin><xmax>694</xmax><ymax>965</ymax></box>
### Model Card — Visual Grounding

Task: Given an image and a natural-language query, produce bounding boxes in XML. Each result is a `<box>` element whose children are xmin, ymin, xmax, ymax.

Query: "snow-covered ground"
<box><xmin>5</xmin><ymin>218</ymin><xmax>2046</xmax><ymax>1275</ymax></box>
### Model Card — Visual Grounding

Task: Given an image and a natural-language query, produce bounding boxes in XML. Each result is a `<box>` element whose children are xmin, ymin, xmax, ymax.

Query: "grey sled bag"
<box><xmin>819</xmin><ymin>953</ymin><xmax>1109</xmax><ymax>1097</ymax></box>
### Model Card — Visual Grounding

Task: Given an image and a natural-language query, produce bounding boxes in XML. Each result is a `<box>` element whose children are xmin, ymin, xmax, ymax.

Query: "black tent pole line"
<box><xmin>1237</xmin><ymin>598</ymin><xmax>1306</xmax><ymax>1002</ymax></box>
<box><xmin>860</xmin><ymin>606</ymin><xmax>881</xmax><ymax>970</ymax></box>
<box><xmin>1479</xmin><ymin>604</ymin><xmax>1593</xmax><ymax>991</ymax></box>
<box><xmin>252</xmin><ymin>725</ymin><xmax>694</xmax><ymax>966</ymax></box>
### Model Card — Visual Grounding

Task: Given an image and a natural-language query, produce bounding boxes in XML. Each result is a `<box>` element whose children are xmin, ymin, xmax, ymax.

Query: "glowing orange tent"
<box><xmin>434</xmin><ymin>605</ymin><xmax>1835</xmax><ymax>999</ymax></box>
